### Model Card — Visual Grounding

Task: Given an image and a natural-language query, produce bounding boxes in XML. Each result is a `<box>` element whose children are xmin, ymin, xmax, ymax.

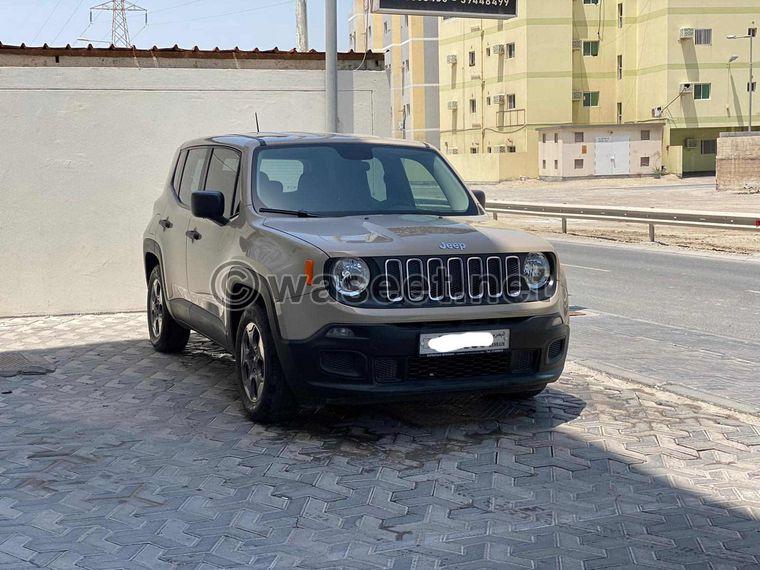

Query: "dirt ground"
<box><xmin>474</xmin><ymin>175</ymin><xmax>760</xmax><ymax>254</ymax></box>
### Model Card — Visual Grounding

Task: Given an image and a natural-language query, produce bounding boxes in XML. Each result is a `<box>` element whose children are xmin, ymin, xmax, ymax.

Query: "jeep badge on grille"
<box><xmin>439</xmin><ymin>242</ymin><xmax>466</xmax><ymax>250</ymax></box>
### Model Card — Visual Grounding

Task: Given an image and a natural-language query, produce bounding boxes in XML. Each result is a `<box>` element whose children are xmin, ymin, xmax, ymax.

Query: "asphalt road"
<box><xmin>554</xmin><ymin>240</ymin><xmax>760</xmax><ymax>411</ymax></box>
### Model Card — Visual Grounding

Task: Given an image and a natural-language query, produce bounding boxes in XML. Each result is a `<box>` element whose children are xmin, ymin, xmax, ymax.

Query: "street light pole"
<box><xmin>728</xmin><ymin>22</ymin><xmax>756</xmax><ymax>132</ymax></box>
<box><xmin>325</xmin><ymin>0</ymin><xmax>338</xmax><ymax>133</ymax></box>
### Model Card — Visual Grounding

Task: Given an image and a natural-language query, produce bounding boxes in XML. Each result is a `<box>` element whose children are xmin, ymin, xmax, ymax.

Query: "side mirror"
<box><xmin>472</xmin><ymin>189</ymin><xmax>487</xmax><ymax>209</ymax></box>
<box><xmin>191</xmin><ymin>191</ymin><xmax>226</xmax><ymax>223</ymax></box>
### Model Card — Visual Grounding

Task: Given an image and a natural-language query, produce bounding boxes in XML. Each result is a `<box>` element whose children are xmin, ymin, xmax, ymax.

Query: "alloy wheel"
<box><xmin>240</xmin><ymin>322</ymin><xmax>266</xmax><ymax>403</ymax></box>
<box><xmin>149</xmin><ymin>278</ymin><xmax>163</xmax><ymax>338</ymax></box>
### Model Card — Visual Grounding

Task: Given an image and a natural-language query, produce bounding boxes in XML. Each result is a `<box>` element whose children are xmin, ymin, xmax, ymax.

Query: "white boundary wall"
<box><xmin>0</xmin><ymin>67</ymin><xmax>390</xmax><ymax>317</ymax></box>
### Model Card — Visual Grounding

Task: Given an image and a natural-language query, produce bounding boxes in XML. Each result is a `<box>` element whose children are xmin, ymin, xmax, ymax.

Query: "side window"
<box><xmin>172</xmin><ymin>150</ymin><xmax>187</xmax><ymax>192</ymax></box>
<box><xmin>366</xmin><ymin>158</ymin><xmax>387</xmax><ymax>202</ymax></box>
<box><xmin>205</xmin><ymin>147</ymin><xmax>241</xmax><ymax>217</ymax></box>
<box><xmin>401</xmin><ymin>157</ymin><xmax>451</xmax><ymax>211</ymax></box>
<box><xmin>178</xmin><ymin>148</ymin><xmax>208</xmax><ymax>203</ymax></box>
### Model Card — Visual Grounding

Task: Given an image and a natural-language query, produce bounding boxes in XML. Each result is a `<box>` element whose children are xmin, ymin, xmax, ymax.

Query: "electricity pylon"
<box><xmin>90</xmin><ymin>1</ymin><xmax>147</xmax><ymax>47</ymax></box>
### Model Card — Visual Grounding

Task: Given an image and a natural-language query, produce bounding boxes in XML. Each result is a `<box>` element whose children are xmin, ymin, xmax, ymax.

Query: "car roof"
<box><xmin>181</xmin><ymin>132</ymin><xmax>430</xmax><ymax>151</ymax></box>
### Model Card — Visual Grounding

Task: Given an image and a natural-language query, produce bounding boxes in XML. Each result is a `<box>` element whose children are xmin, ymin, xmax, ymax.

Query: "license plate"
<box><xmin>419</xmin><ymin>329</ymin><xmax>509</xmax><ymax>357</ymax></box>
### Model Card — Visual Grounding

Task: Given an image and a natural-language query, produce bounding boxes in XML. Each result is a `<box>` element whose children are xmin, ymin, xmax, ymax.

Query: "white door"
<box><xmin>595</xmin><ymin>135</ymin><xmax>630</xmax><ymax>175</ymax></box>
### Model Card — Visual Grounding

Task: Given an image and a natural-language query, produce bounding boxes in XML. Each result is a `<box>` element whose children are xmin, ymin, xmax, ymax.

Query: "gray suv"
<box><xmin>143</xmin><ymin>133</ymin><xmax>569</xmax><ymax>422</ymax></box>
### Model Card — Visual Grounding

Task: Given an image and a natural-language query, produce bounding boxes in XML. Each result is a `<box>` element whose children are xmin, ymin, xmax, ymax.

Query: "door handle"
<box><xmin>158</xmin><ymin>218</ymin><xmax>173</xmax><ymax>229</ymax></box>
<box><xmin>186</xmin><ymin>229</ymin><xmax>202</xmax><ymax>241</ymax></box>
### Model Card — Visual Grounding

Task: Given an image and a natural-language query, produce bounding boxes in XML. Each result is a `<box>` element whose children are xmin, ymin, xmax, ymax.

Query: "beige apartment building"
<box><xmin>433</xmin><ymin>0</ymin><xmax>760</xmax><ymax>181</ymax></box>
<box><xmin>349</xmin><ymin>0</ymin><xmax>440</xmax><ymax>147</ymax></box>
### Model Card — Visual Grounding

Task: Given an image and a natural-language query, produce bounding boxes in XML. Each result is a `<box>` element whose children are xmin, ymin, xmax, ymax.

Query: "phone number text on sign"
<box><xmin>372</xmin><ymin>0</ymin><xmax>517</xmax><ymax>19</ymax></box>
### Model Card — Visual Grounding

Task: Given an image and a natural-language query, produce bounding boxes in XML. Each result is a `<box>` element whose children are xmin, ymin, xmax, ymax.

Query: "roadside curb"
<box><xmin>573</xmin><ymin>358</ymin><xmax>760</xmax><ymax>419</ymax></box>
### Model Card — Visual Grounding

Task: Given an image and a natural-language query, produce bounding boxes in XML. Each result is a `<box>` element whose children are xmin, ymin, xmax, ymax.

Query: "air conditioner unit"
<box><xmin>491</xmin><ymin>44</ymin><xmax>505</xmax><ymax>55</ymax></box>
<box><xmin>572</xmin><ymin>91</ymin><xmax>583</xmax><ymax>101</ymax></box>
<box><xmin>651</xmin><ymin>106</ymin><xmax>663</xmax><ymax>118</ymax></box>
<box><xmin>446</xmin><ymin>54</ymin><xmax>457</xmax><ymax>64</ymax></box>
<box><xmin>679</xmin><ymin>27</ymin><xmax>695</xmax><ymax>40</ymax></box>
<box><xmin>572</xmin><ymin>39</ymin><xmax>583</xmax><ymax>50</ymax></box>
<box><xmin>685</xmin><ymin>138</ymin><xmax>698</xmax><ymax>149</ymax></box>
<box><xmin>447</xmin><ymin>100</ymin><xmax>458</xmax><ymax>110</ymax></box>
<box><xmin>680</xmin><ymin>83</ymin><xmax>694</xmax><ymax>94</ymax></box>
<box><xmin>496</xmin><ymin>145</ymin><xmax>507</xmax><ymax>153</ymax></box>
<box><xmin>493</xmin><ymin>94</ymin><xmax>506</xmax><ymax>104</ymax></box>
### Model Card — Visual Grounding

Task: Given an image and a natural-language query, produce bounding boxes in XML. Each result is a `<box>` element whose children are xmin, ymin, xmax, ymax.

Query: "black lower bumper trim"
<box><xmin>274</xmin><ymin>314</ymin><xmax>569</xmax><ymax>404</ymax></box>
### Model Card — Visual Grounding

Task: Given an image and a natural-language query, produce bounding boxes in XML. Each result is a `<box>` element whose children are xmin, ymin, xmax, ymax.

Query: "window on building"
<box><xmin>468</xmin><ymin>51</ymin><xmax>476</xmax><ymax>66</ymax></box>
<box><xmin>574</xmin><ymin>159</ymin><xmax>584</xmax><ymax>169</ymax></box>
<box><xmin>469</xmin><ymin>98</ymin><xmax>477</xmax><ymax>113</ymax></box>
<box><xmin>205</xmin><ymin>147</ymin><xmax>241</xmax><ymax>217</ymax></box>
<box><xmin>641</xmin><ymin>129</ymin><xmax>651</xmax><ymax>141</ymax></box>
<box><xmin>554</xmin><ymin>160</ymin><xmax>559</xmax><ymax>169</ymax></box>
<box><xmin>507</xmin><ymin>146</ymin><xmax>517</xmax><ymax>153</ymax></box>
<box><xmin>617</xmin><ymin>102</ymin><xmax>623</xmax><ymax>124</ymax></box>
<box><xmin>487</xmin><ymin>146</ymin><xmax>493</xmax><ymax>153</ymax></box>
<box><xmin>542</xmin><ymin>133</ymin><xmax>547</xmax><ymax>143</ymax></box>
<box><xmin>583</xmin><ymin>40</ymin><xmax>600</xmax><ymax>56</ymax></box>
<box><xmin>553</xmin><ymin>133</ymin><xmax>559</xmax><ymax>143</ymax></box>
<box><xmin>701</xmin><ymin>139</ymin><xmax>717</xmax><ymax>155</ymax></box>
<box><xmin>640</xmin><ymin>156</ymin><xmax>650</xmax><ymax>167</ymax></box>
<box><xmin>486</xmin><ymin>96</ymin><xmax>492</xmax><ymax>105</ymax></box>
<box><xmin>542</xmin><ymin>159</ymin><xmax>547</xmax><ymax>169</ymax></box>
<box><xmin>403</xmin><ymin>15</ymin><xmax>409</xmax><ymax>27</ymax></box>
<box><xmin>506</xmin><ymin>42</ymin><xmax>516</xmax><ymax>58</ymax></box>
<box><xmin>507</xmin><ymin>94</ymin><xmax>516</xmax><ymax>109</ymax></box>
<box><xmin>583</xmin><ymin>91</ymin><xmax>600</xmax><ymax>107</ymax></box>
<box><xmin>749</xmin><ymin>81</ymin><xmax>757</xmax><ymax>92</ymax></box>
<box><xmin>617</xmin><ymin>3</ymin><xmax>623</xmax><ymax>28</ymax></box>
<box><xmin>583</xmin><ymin>0</ymin><xmax>599</xmax><ymax>4</ymax></box>
<box><xmin>617</xmin><ymin>54</ymin><xmax>623</xmax><ymax>79</ymax></box>
<box><xmin>470</xmin><ymin>147</ymin><xmax>479</xmax><ymax>154</ymax></box>
<box><xmin>486</xmin><ymin>47</ymin><xmax>491</xmax><ymax>57</ymax></box>
<box><xmin>694</xmin><ymin>83</ymin><xmax>711</xmax><ymax>100</ymax></box>
<box><xmin>574</xmin><ymin>132</ymin><xmax>584</xmax><ymax>143</ymax></box>
<box><xmin>383</xmin><ymin>21</ymin><xmax>389</xmax><ymax>35</ymax></box>
<box><xmin>694</xmin><ymin>29</ymin><xmax>712</xmax><ymax>45</ymax></box>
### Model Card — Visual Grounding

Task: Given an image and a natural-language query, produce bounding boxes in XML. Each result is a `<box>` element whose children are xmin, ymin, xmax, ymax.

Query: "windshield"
<box><xmin>253</xmin><ymin>144</ymin><xmax>478</xmax><ymax>217</ymax></box>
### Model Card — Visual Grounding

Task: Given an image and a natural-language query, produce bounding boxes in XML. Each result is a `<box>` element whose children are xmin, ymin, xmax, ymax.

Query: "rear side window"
<box><xmin>204</xmin><ymin>147</ymin><xmax>241</xmax><ymax>217</ymax></box>
<box><xmin>172</xmin><ymin>150</ymin><xmax>186</xmax><ymax>192</ymax></box>
<box><xmin>178</xmin><ymin>148</ymin><xmax>208</xmax><ymax>203</ymax></box>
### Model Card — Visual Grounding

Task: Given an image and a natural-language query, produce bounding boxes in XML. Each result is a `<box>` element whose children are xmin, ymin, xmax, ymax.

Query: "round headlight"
<box><xmin>523</xmin><ymin>253</ymin><xmax>551</xmax><ymax>291</ymax></box>
<box><xmin>332</xmin><ymin>258</ymin><xmax>370</xmax><ymax>298</ymax></box>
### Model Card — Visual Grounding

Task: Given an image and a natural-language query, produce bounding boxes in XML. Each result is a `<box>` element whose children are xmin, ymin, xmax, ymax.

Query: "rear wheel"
<box><xmin>147</xmin><ymin>266</ymin><xmax>190</xmax><ymax>353</ymax></box>
<box><xmin>235</xmin><ymin>304</ymin><xmax>297</xmax><ymax>423</ymax></box>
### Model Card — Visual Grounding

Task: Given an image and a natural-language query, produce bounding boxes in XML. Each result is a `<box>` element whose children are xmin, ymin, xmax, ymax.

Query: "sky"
<box><xmin>0</xmin><ymin>0</ymin><xmax>353</xmax><ymax>51</ymax></box>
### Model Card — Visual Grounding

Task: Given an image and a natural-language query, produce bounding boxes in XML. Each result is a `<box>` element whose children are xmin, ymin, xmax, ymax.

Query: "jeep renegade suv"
<box><xmin>143</xmin><ymin>133</ymin><xmax>569</xmax><ymax>422</ymax></box>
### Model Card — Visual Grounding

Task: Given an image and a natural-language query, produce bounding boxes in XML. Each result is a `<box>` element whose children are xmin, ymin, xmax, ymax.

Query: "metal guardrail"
<box><xmin>486</xmin><ymin>201</ymin><xmax>760</xmax><ymax>242</ymax></box>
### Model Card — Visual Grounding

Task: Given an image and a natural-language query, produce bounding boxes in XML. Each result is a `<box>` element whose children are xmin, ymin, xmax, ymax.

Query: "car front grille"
<box><xmin>377</xmin><ymin>254</ymin><xmax>525</xmax><ymax>306</ymax></box>
<box><xmin>404</xmin><ymin>350</ymin><xmax>539</xmax><ymax>381</ymax></box>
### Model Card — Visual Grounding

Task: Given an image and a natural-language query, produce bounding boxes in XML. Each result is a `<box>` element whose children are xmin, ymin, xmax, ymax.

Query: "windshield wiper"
<box><xmin>259</xmin><ymin>208</ymin><xmax>321</xmax><ymax>218</ymax></box>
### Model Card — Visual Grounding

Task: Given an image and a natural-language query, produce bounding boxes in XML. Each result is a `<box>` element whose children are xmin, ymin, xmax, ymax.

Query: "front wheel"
<box><xmin>147</xmin><ymin>266</ymin><xmax>190</xmax><ymax>353</ymax></box>
<box><xmin>235</xmin><ymin>304</ymin><xmax>297</xmax><ymax>423</ymax></box>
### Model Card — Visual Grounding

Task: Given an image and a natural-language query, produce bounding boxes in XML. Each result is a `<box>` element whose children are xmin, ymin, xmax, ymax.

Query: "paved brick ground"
<box><xmin>1</xmin><ymin>313</ymin><xmax>760</xmax><ymax>569</ymax></box>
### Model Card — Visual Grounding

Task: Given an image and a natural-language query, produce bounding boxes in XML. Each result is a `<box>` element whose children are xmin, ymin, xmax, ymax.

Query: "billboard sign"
<box><xmin>372</xmin><ymin>0</ymin><xmax>517</xmax><ymax>20</ymax></box>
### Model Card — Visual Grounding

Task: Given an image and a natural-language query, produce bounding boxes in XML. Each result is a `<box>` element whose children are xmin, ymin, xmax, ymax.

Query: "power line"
<box><xmin>53</xmin><ymin>0</ymin><xmax>88</xmax><ymax>44</ymax></box>
<box><xmin>32</xmin><ymin>0</ymin><xmax>66</xmax><ymax>43</ymax></box>
<box><xmin>150</xmin><ymin>0</ymin><xmax>294</xmax><ymax>26</ymax></box>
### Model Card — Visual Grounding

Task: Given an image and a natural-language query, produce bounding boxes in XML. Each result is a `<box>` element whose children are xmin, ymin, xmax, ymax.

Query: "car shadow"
<box><xmin>2</xmin><ymin>330</ymin><xmax>759</xmax><ymax>567</ymax></box>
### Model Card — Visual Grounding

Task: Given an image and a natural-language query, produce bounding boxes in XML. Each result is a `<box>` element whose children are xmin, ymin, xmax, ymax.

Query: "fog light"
<box><xmin>327</xmin><ymin>327</ymin><xmax>355</xmax><ymax>338</ymax></box>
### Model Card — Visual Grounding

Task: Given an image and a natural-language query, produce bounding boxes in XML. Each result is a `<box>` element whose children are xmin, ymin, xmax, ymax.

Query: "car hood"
<box><xmin>262</xmin><ymin>214</ymin><xmax>554</xmax><ymax>257</ymax></box>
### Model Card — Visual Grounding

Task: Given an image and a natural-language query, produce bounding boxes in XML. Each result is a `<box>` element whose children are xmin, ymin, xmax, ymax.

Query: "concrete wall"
<box><xmin>717</xmin><ymin>132</ymin><xmax>760</xmax><ymax>192</ymax></box>
<box><xmin>0</xmin><ymin>66</ymin><xmax>390</xmax><ymax>317</ymax></box>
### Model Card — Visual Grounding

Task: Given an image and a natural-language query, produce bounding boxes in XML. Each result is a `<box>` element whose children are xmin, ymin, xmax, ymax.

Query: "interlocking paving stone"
<box><xmin>0</xmin><ymin>313</ymin><xmax>759</xmax><ymax>568</ymax></box>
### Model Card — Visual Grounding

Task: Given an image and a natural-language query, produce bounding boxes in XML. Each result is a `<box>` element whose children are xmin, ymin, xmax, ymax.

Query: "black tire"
<box><xmin>235</xmin><ymin>303</ymin><xmax>297</xmax><ymax>423</ymax></box>
<box><xmin>147</xmin><ymin>266</ymin><xmax>190</xmax><ymax>353</ymax></box>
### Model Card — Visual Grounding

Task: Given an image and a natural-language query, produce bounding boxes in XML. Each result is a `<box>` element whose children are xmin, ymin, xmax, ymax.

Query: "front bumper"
<box><xmin>273</xmin><ymin>313</ymin><xmax>569</xmax><ymax>405</ymax></box>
